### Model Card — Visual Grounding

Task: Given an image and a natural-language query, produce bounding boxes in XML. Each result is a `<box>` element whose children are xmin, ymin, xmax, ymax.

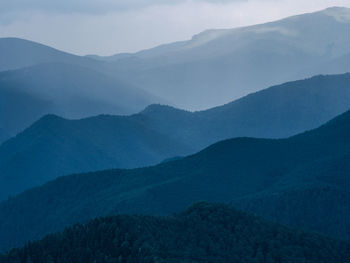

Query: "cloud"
<box><xmin>0</xmin><ymin>0</ymin><xmax>246</xmax><ymax>15</ymax></box>
<box><xmin>0</xmin><ymin>0</ymin><xmax>350</xmax><ymax>55</ymax></box>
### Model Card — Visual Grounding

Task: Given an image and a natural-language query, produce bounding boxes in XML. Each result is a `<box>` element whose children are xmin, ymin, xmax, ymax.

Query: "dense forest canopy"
<box><xmin>1</xmin><ymin>203</ymin><xmax>349</xmax><ymax>263</ymax></box>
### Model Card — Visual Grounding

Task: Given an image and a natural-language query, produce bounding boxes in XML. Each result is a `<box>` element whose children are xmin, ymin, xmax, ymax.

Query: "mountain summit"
<box><xmin>99</xmin><ymin>7</ymin><xmax>350</xmax><ymax>110</ymax></box>
<box><xmin>1</xmin><ymin>203</ymin><xmax>349</xmax><ymax>262</ymax></box>
<box><xmin>2</xmin><ymin>8</ymin><xmax>350</xmax><ymax>111</ymax></box>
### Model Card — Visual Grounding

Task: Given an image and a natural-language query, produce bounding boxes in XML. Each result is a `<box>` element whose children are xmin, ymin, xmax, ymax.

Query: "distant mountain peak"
<box><xmin>188</xmin><ymin>29</ymin><xmax>230</xmax><ymax>48</ymax></box>
<box><xmin>184</xmin><ymin>6</ymin><xmax>350</xmax><ymax>50</ymax></box>
<box><xmin>322</xmin><ymin>6</ymin><xmax>350</xmax><ymax>22</ymax></box>
<box><xmin>0</xmin><ymin>37</ymin><xmax>71</xmax><ymax>56</ymax></box>
<box><xmin>141</xmin><ymin>104</ymin><xmax>189</xmax><ymax>115</ymax></box>
<box><xmin>323</xmin><ymin>6</ymin><xmax>350</xmax><ymax>12</ymax></box>
<box><xmin>32</xmin><ymin>114</ymin><xmax>67</xmax><ymax>128</ymax></box>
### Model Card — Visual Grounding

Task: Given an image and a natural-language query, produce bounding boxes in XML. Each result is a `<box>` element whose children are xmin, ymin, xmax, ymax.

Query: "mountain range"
<box><xmin>2</xmin><ymin>6</ymin><xmax>350</xmax><ymax>259</ymax></box>
<box><xmin>1</xmin><ymin>7</ymin><xmax>350</xmax><ymax>124</ymax></box>
<box><xmin>0</xmin><ymin>62</ymin><xmax>162</xmax><ymax>137</ymax></box>
<box><xmin>1</xmin><ymin>105</ymin><xmax>350</xmax><ymax>250</ymax></box>
<box><xmin>1</xmin><ymin>203</ymin><xmax>349</xmax><ymax>263</ymax></box>
<box><xmin>1</xmin><ymin>73</ymin><xmax>350</xmax><ymax>200</ymax></box>
<box><xmin>93</xmin><ymin>7</ymin><xmax>350</xmax><ymax>110</ymax></box>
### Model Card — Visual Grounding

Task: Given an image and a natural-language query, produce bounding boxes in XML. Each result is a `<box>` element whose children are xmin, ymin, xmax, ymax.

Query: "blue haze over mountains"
<box><xmin>2</xmin><ymin>6</ymin><xmax>350</xmax><ymax>260</ymax></box>
<box><xmin>2</xmin><ymin>106</ymin><xmax>350</xmax><ymax>250</ymax></box>
<box><xmin>1</xmin><ymin>74</ymin><xmax>350</xmax><ymax>200</ymax></box>
<box><xmin>89</xmin><ymin>7</ymin><xmax>350</xmax><ymax>110</ymax></box>
<box><xmin>0</xmin><ymin>62</ymin><xmax>161</xmax><ymax>136</ymax></box>
<box><xmin>2</xmin><ymin>7</ymin><xmax>350</xmax><ymax>139</ymax></box>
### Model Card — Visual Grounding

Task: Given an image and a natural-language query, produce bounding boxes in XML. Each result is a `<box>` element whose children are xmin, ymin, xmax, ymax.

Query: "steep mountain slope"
<box><xmin>0</xmin><ymin>63</ymin><xmax>161</xmax><ymax>135</ymax></box>
<box><xmin>105</xmin><ymin>7</ymin><xmax>350</xmax><ymax>110</ymax></box>
<box><xmin>1</xmin><ymin>73</ymin><xmax>350</xmax><ymax>200</ymax></box>
<box><xmin>0</xmin><ymin>114</ymin><xmax>193</xmax><ymax>201</ymax></box>
<box><xmin>1</xmin><ymin>203</ymin><xmax>349</xmax><ymax>263</ymax></box>
<box><xmin>1</xmin><ymin>109</ymin><xmax>350</xmax><ymax>250</ymax></box>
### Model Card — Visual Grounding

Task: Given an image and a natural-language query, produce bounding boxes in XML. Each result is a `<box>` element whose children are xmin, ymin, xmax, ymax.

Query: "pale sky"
<box><xmin>1</xmin><ymin>0</ymin><xmax>350</xmax><ymax>56</ymax></box>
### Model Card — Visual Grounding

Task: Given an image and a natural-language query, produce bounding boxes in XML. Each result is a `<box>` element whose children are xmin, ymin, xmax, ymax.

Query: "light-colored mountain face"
<box><xmin>1</xmin><ymin>8</ymin><xmax>350</xmax><ymax>113</ymax></box>
<box><xmin>102</xmin><ymin>7</ymin><xmax>350</xmax><ymax>110</ymax></box>
<box><xmin>129</xmin><ymin>7</ymin><xmax>350</xmax><ymax>62</ymax></box>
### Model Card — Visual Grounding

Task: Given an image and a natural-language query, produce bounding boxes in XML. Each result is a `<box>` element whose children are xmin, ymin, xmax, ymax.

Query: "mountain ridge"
<box><xmin>104</xmin><ymin>7</ymin><xmax>350</xmax><ymax>109</ymax></box>
<box><xmin>1</xmin><ymin>73</ymin><xmax>350</xmax><ymax>200</ymax></box>
<box><xmin>0</xmin><ymin>38</ymin><xmax>100</xmax><ymax>71</ymax></box>
<box><xmin>3</xmin><ymin>7</ymin><xmax>350</xmax><ymax>110</ymax></box>
<box><xmin>1</xmin><ymin>107</ymin><xmax>350</xmax><ymax>250</ymax></box>
<box><xmin>0</xmin><ymin>62</ymin><xmax>162</xmax><ymax>135</ymax></box>
<box><xmin>99</xmin><ymin>7</ymin><xmax>350</xmax><ymax>61</ymax></box>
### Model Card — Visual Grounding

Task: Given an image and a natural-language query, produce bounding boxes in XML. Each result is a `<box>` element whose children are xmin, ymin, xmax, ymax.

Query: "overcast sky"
<box><xmin>1</xmin><ymin>0</ymin><xmax>350</xmax><ymax>55</ymax></box>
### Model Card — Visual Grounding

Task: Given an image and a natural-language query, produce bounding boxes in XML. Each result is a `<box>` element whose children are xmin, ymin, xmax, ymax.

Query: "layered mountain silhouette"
<box><xmin>0</xmin><ymin>113</ymin><xmax>193</xmax><ymax>201</ymax></box>
<box><xmin>0</xmin><ymin>63</ymin><xmax>161</xmax><ymax>135</ymax></box>
<box><xmin>2</xmin><ymin>8</ymin><xmax>350</xmax><ymax>112</ymax></box>
<box><xmin>2</xmin><ymin>7</ymin><xmax>350</xmax><ymax>113</ymax></box>
<box><xmin>1</xmin><ymin>203</ymin><xmax>349</xmax><ymax>262</ymax></box>
<box><xmin>2</xmin><ymin>6</ymin><xmax>350</xmax><ymax>262</ymax></box>
<box><xmin>1</xmin><ymin>105</ymin><xmax>350</xmax><ymax>250</ymax></box>
<box><xmin>1</xmin><ymin>73</ymin><xmax>350</xmax><ymax>200</ymax></box>
<box><xmin>95</xmin><ymin>7</ymin><xmax>350</xmax><ymax>110</ymax></box>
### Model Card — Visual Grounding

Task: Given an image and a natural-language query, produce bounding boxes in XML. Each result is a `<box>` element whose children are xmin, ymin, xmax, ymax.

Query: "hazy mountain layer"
<box><xmin>0</xmin><ymin>62</ymin><xmax>161</xmax><ymax>135</ymax></box>
<box><xmin>102</xmin><ymin>7</ymin><xmax>350</xmax><ymax>109</ymax></box>
<box><xmin>0</xmin><ymin>113</ymin><xmax>194</xmax><ymax>201</ymax></box>
<box><xmin>1</xmin><ymin>203</ymin><xmax>349</xmax><ymax>263</ymax></box>
<box><xmin>3</xmin><ymin>8</ymin><xmax>350</xmax><ymax>111</ymax></box>
<box><xmin>1</xmin><ymin>73</ymin><xmax>350</xmax><ymax>201</ymax></box>
<box><xmin>1</xmin><ymin>107</ymin><xmax>350</xmax><ymax>250</ymax></box>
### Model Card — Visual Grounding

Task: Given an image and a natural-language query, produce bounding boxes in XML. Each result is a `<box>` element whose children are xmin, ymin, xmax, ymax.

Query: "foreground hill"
<box><xmin>1</xmin><ymin>203</ymin><xmax>349</xmax><ymax>263</ymax></box>
<box><xmin>1</xmin><ymin>108</ymin><xmax>350</xmax><ymax>250</ymax></box>
<box><xmin>103</xmin><ymin>7</ymin><xmax>350</xmax><ymax>109</ymax></box>
<box><xmin>1</xmin><ymin>73</ymin><xmax>350</xmax><ymax>200</ymax></box>
<box><xmin>0</xmin><ymin>62</ymin><xmax>161</xmax><ymax>135</ymax></box>
<box><xmin>1</xmin><ymin>74</ymin><xmax>350</xmax><ymax>200</ymax></box>
<box><xmin>233</xmin><ymin>186</ymin><xmax>350</xmax><ymax>242</ymax></box>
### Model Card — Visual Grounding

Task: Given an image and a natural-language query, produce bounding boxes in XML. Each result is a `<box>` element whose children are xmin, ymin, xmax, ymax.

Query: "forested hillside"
<box><xmin>3</xmin><ymin>5</ymin><xmax>350</xmax><ymax>263</ymax></box>
<box><xmin>1</xmin><ymin>109</ymin><xmax>350</xmax><ymax>250</ymax></box>
<box><xmin>1</xmin><ymin>203</ymin><xmax>349</xmax><ymax>263</ymax></box>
